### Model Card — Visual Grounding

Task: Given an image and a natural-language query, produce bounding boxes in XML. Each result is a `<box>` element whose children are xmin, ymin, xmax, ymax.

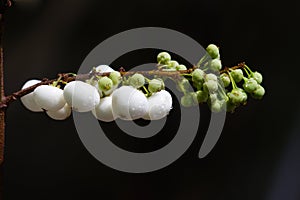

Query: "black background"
<box><xmin>2</xmin><ymin>0</ymin><xmax>300</xmax><ymax>199</ymax></box>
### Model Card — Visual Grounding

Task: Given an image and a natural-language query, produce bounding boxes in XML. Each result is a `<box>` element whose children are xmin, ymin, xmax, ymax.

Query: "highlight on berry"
<box><xmin>19</xmin><ymin>44</ymin><xmax>265</xmax><ymax>121</ymax></box>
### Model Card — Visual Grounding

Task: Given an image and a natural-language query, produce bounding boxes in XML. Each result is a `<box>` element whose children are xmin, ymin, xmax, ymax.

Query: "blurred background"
<box><xmin>2</xmin><ymin>0</ymin><xmax>300</xmax><ymax>199</ymax></box>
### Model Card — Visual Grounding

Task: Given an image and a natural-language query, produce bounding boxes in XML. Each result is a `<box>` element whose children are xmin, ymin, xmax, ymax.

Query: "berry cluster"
<box><xmin>20</xmin><ymin>44</ymin><xmax>265</xmax><ymax>121</ymax></box>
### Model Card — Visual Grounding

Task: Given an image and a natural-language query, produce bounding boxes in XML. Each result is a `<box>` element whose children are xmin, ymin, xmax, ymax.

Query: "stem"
<box><xmin>227</xmin><ymin>71</ymin><xmax>237</xmax><ymax>89</ymax></box>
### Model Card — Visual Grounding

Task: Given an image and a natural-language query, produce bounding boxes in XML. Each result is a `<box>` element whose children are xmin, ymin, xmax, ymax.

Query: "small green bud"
<box><xmin>243</xmin><ymin>78</ymin><xmax>258</xmax><ymax>93</ymax></box>
<box><xmin>157</xmin><ymin>52</ymin><xmax>171</xmax><ymax>64</ymax></box>
<box><xmin>230</xmin><ymin>69</ymin><xmax>244</xmax><ymax>83</ymax></box>
<box><xmin>192</xmin><ymin>69</ymin><xmax>205</xmax><ymax>82</ymax></box>
<box><xmin>220</xmin><ymin>73</ymin><xmax>230</xmax><ymax>87</ymax></box>
<box><xmin>167</xmin><ymin>60</ymin><xmax>179</xmax><ymax>69</ymax></box>
<box><xmin>128</xmin><ymin>73</ymin><xmax>145</xmax><ymax>88</ymax></box>
<box><xmin>251</xmin><ymin>85</ymin><xmax>265</xmax><ymax>99</ymax></box>
<box><xmin>180</xmin><ymin>92</ymin><xmax>198</xmax><ymax>107</ymax></box>
<box><xmin>196</xmin><ymin>90</ymin><xmax>208</xmax><ymax>103</ymax></box>
<box><xmin>109</xmin><ymin>71</ymin><xmax>121</xmax><ymax>85</ymax></box>
<box><xmin>251</xmin><ymin>71</ymin><xmax>263</xmax><ymax>84</ymax></box>
<box><xmin>148</xmin><ymin>78</ymin><xmax>164</xmax><ymax>93</ymax></box>
<box><xmin>210</xmin><ymin>59</ymin><xmax>222</xmax><ymax>71</ymax></box>
<box><xmin>206</xmin><ymin>44</ymin><xmax>219</xmax><ymax>59</ymax></box>
<box><xmin>98</xmin><ymin>76</ymin><xmax>113</xmax><ymax>91</ymax></box>
<box><xmin>176</xmin><ymin>64</ymin><xmax>187</xmax><ymax>71</ymax></box>
<box><xmin>209</xmin><ymin>93</ymin><xmax>218</xmax><ymax>103</ymax></box>
<box><xmin>210</xmin><ymin>100</ymin><xmax>224</xmax><ymax>113</ymax></box>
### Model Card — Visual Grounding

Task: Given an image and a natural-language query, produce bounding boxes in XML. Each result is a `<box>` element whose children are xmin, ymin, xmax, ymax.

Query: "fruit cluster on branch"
<box><xmin>1</xmin><ymin>44</ymin><xmax>265</xmax><ymax>121</ymax></box>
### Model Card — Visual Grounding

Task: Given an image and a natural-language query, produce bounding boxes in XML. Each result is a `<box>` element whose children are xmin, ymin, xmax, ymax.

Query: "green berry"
<box><xmin>205</xmin><ymin>73</ymin><xmax>218</xmax><ymax>82</ymax></box>
<box><xmin>128</xmin><ymin>73</ymin><xmax>145</xmax><ymax>88</ymax></box>
<box><xmin>251</xmin><ymin>71</ymin><xmax>263</xmax><ymax>84</ymax></box>
<box><xmin>203</xmin><ymin>80</ymin><xmax>218</xmax><ymax>93</ymax></box>
<box><xmin>167</xmin><ymin>60</ymin><xmax>179</xmax><ymax>69</ymax></box>
<box><xmin>210</xmin><ymin>100</ymin><xmax>224</xmax><ymax>113</ymax></box>
<box><xmin>157</xmin><ymin>52</ymin><xmax>171</xmax><ymax>64</ymax></box>
<box><xmin>226</xmin><ymin>101</ymin><xmax>237</xmax><ymax>113</ymax></box>
<box><xmin>227</xmin><ymin>88</ymin><xmax>247</xmax><ymax>105</ymax></box>
<box><xmin>176</xmin><ymin>64</ymin><xmax>187</xmax><ymax>71</ymax></box>
<box><xmin>148</xmin><ymin>78</ymin><xmax>164</xmax><ymax>93</ymax></box>
<box><xmin>109</xmin><ymin>71</ymin><xmax>121</xmax><ymax>85</ymax></box>
<box><xmin>192</xmin><ymin>69</ymin><xmax>205</xmax><ymax>82</ymax></box>
<box><xmin>209</xmin><ymin>93</ymin><xmax>218</xmax><ymax>103</ymax></box>
<box><xmin>251</xmin><ymin>85</ymin><xmax>265</xmax><ymax>99</ymax></box>
<box><xmin>98</xmin><ymin>76</ymin><xmax>113</xmax><ymax>91</ymax></box>
<box><xmin>196</xmin><ymin>90</ymin><xmax>208</xmax><ymax>103</ymax></box>
<box><xmin>220</xmin><ymin>73</ymin><xmax>230</xmax><ymax>87</ymax></box>
<box><xmin>206</xmin><ymin>44</ymin><xmax>219</xmax><ymax>59</ymax></box>
<box><xmin>243</xmin><ymin>78</ymin><xmax>258</xmax><ymax>93</ymax></box>
<box><xmin>231</xmin><ymin>69</ymin><xmax>244</xmax><ymax>83</ymax></box>
<box><xmin>180</xmin><ymin>92</ymin><xmax>198</xmax><ymax>107</ymax></box>
<box><xmin>210</xmin><ymin>59</ymin><xmax>222</xmax><ymax>71</ymax></box>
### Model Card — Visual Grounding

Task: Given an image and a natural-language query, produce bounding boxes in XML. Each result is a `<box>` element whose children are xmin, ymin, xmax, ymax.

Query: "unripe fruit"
<box><xmin>231</xmin><ymin>69</ymin><xmax>244</xmax><ymax>83</ymax></box>
<box><xmin>157</xmin><ymin>52</ymin><xmax>171</xmax><ymax>64</ymax></box>
<box><xmin>167</xmin><ymin>60</ymin><xmax>179</xmax><ymax>69</ymax></box>
<box><xmin>143</xmin><ymin>90</ymin><xmax>172</xmax><ymax>120</ymax></box>
<box><xmin>92</xmin><ymin>96</ymin><xmax>115</xmax><ymax>122</ymax></box>
<box><xmin>33</xmin><ymin>85</ymin><xmax>66</xmax><ymax>111</ymax></box>
<box><xmin>98</xmin><ymin>76</ymin><xmax>113</xmax><ymax>91</ymax></box>
<box><xmin>220</xmin><ymin>73</ymin><xmax>230</xmax><ymax>87</ymax></box>
<box><xmin>196</xmin><ymin>90</ymin><xmax>208</xmax><ymax>103</ymax></box>
<box><xmin>109</xmin><ymin>71</ymin><xmax>121</xmax><ymax>85</ymax></box>
<box><xmin>112</xmin><ymin>86</ymin><xmax>149</xmax><ymax>120</ymax></box>
<box><xmin>176</xmin><ymin>64</ymin><xmax>187</xmax><ymax>71</ymax></box>
<box><xmin>63</xmin><ymin>81</ymin><xmax>100</xmax><ymax>112</ymax></box>
<box><xmin>243</xmin><ymin>78</ymin><xmax>258</xmax><ymax>93</ymax></box>
<box><xmin>148</xmin><ymin>78</ymin><xmax>164</xmax><ymax>93</ymax></box>
<box><xmin>205</xmin><ymin>73</ymin><xmax>218</xmax><ymax>82</ymax></box>
<box><xmin>251</xmin><ymin>85</ymin><xmax>265</xmax><ymax>99</ymax></box>
<box><xmin>46</xmin><ymin>103</ymin><xmax>71</xmax><ymax>120</ymax></box>
<box><xmin>181</xmin><ymin>92</ymin><xmax>198</xmax><ymax>107</ymax></box>
<box><xmin>227</xmin><ymin>88</ymin><xmax>247</xmax><ymax>105</ymax></box>
<box><xmin>128</xmin><ymin>73</ymin><xmax>145</xmax><ymax>88</ymax></box>
<box><xmin>20</xmin><ymin>79</ymin><xmax>43</xmax><ymax>112</ymax></box>
<box><xmin>206</xmin><ymin>44</ymin><xmax>219</xmax><ymax>59</ymax></box>
<box><xmin>210</xmin><ymin>59</ymin><xmax>222</xmax><ymax>71</ymax></box>
<box><xmin>203</xmin><ymin>80</ymin><xmax>218</xmax><ymax>93</ymax></box>
<box><xmin>192</xmin><ymin>68</ymin><xmax>205</xmax><ymax>83</ymax></box>
<box><xmin>251</xmin><ymin>71</ymin><xmax>263</xmax><ymax>84</ymax></box>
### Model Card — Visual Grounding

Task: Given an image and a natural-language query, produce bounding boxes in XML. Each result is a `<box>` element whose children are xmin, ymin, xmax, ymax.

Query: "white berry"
<box><xmin>143</xmin><ymin>90</ymin><xmax>172</xmax><ymax>120</ymax></box>
<box><xmin>33</xmin><ymin>85</ymin><xmax>66</xmax><ymax>111</ymax></box>
<box><xmin>46</xmin><ymin>103</ymin><xmax>71</xmax><ymax>120</ymax></box>
<box><xmin>112</xmin><ymin>86</ymin><xmax>149</xmax><ymax>120</ymax></box>
<box><xmin>63</xmin><ymin>81</ymin><xmax>100</xmax><ymax>112</ymax></box>
<box><xmin>92</xmin><ymin>96</ymin><xmax>115</xmax><ymax>122</ymax></box>
<box><xmin>20</xmin><ymin>79</ymin><xmax>43</xmax><ymax>112</ymax></box>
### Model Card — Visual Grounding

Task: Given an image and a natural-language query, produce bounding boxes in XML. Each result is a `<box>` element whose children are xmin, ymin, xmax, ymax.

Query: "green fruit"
<box><xmin>176</xmin><ymin>64</ymin><xmax>187</xmax><ymax>71</ymax></box>
<box><xmin>226</xmin><ymin>101</ymin><xmax>237</xmax><ymax>113</ymax></box>
<box><xmin>209</xmin><ymin>93</ymin><xmax>218</xmax><ymax>103</ymax></box>
<box><xmin>231</xmin><ymin>69</ymin><xmax>244</xmax><ymax>83</ymax></box>
<box><xmin>157</xmin><ymin>52</ymin><xmax>171</xmax><ymax>64</ymax></box>
<box><xmin>206</xmin><ymin>44</ymin><xmax>219</xmax><ymax>59</ymax></box>
<box><xmin>192</xmin><ymin>69</ymin><xmax>205</xmax><ymax>83</ymax></box>
<box><xmin>210</xmin><ymin>100</ymin><xmax>224</xmax><ymax>113</ymax></box>
<box><xmin>205</xmin><ymin>73</ymin><xmax>218</xmax><ymax>82</ymax></box>
<box><xmin>109</xmin><ymin>71</ymin><xmax>121</xmax><ymax>85</ymax></box>
<box><xmin>243</xmin><ymin>78</ymin><xmax>259</xmax><ymax>93</ymax></box>
<box><xmin>167</xmin><ymin>60</ymin><xmax>179</xmax><ymax>69</ymax></box>
<box><xmin>128</xmin><ymin>73</ymin><xmax>145</xmax><ymax>88</ymax></box>
<box><xmin>251</xmin><ymin>71</ymin><xmax>263</xmax><ymax>84</ymax></box>
<box><xmin>98</xmin><ymin>76</ymin><xmax>113</xmax><ymax>91</ymax></box>
<box><xmin>220</xmin><ymin>73</ymin><xmax>230</xmax><ymax>87</ymax></box>
<box><xmin>227</xmin><ymin>88</ymin><xmax>247</xmax><ymax>105</ymax></box>
<box><xmin>196</xmin><ymin>90</ymin><xmax>208</xmax><ymax>103</ymax></box>
<box><xmin>210</xmin><ymin>59</ymin><xmax>222</xmax><ymax>71</ymax></box>
<box><xmin>180</xmin><ymin>92</ymin><xmax>198</xmax><ymax>107</ymax></box>
<box><xmin>251</xmin><ymin>85</ymin><xmax>265</xmax><ymax>99</ymax></box>
<box><xmin>148</xmin><ymin>78</ymin><xmax>164</xmax><ymax>93</ymax></box>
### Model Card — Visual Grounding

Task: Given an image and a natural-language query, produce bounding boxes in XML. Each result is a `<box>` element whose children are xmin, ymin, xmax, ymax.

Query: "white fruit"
<box><xmin>112</xmin><ymin>86</ymin><xmax>149</xmax><ymax>120</ymax></box>
<box><xmin>20</xmin><ymin>79</ymin><xmax>43</xmax><ymax>112</ymax></box>
<box><xmin>92</xmin><ymin>96</ymin><xmax>115</xmax><ymax>122</ymax></box>
<box><xmin>143</xmin><ymin>90</ymin><xmax>173</xmax><ymax>120</ymax></box>
<box><xmin>63</xmin><ymin>81</ymin><xmax>100</xmax><ymax>112</ymax></box>
<box><xmin>46</xmin><ymin>103</ymin><xmax>71</xmax><ymax>120</ymax></box>
<box><xmin>93</xmin><ymin>65</ymin><xmax>114</xmax><ymax>73</ymax></box>
<box><xmin>33</xmin><ymin>85</ymin><xmax>66</xmax><ymax>111</ymax></box>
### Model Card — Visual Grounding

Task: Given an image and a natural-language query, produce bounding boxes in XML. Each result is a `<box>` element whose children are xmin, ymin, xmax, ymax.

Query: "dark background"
<box><xmin>2</xmin><ymin>0</ymin><xmax>300</xmax><ymax>199</ymax></box>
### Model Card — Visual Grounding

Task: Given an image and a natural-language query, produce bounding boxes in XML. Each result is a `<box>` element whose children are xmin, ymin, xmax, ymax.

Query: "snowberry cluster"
<box><xmin>19</xmin><ymin>44</ymin><xmax>265</xmax><ymax>121</ymax></box>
